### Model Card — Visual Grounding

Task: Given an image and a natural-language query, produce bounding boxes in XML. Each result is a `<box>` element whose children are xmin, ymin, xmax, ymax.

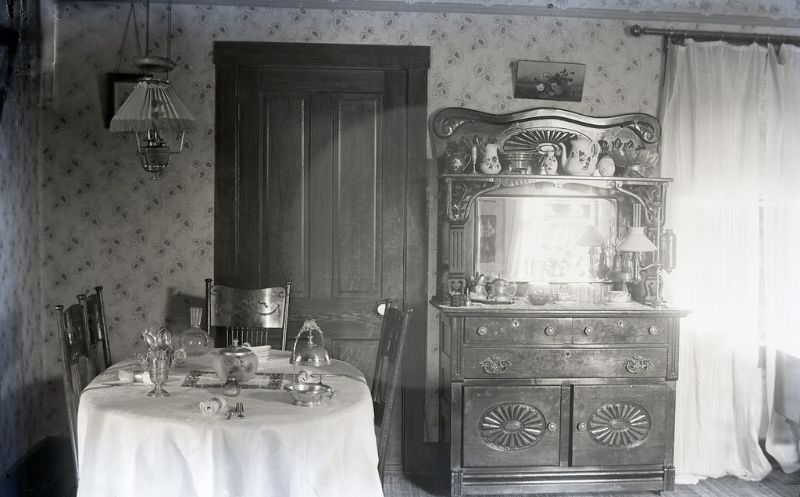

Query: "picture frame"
<box><xmin>644</xmin><ymin>275</ymin><xmax>660</xmax><ymax>303</ymax></box>
<box><xmin>104</xmin><ymin>72</ymin><xmax>144</xmax><ymax>128</ymax></box>
<box><xmin>513</xmin><ymin>60</ymin><xmax>586</xmax><ymax>102</ymax></box>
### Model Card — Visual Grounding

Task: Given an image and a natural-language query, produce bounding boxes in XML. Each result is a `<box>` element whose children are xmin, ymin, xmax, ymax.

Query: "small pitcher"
<box><xmin>478</xmin><ymin>143</ymin><xmax>502</xmax><ymax>174</ymax></box>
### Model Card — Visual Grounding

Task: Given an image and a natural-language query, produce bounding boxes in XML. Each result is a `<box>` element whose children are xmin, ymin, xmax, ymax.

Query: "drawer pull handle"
<box><xmin>547</xmin><ymin>422</ymin><xmax>557</xmax><ymax>432</ymax></box>
<box><xmin>577</xmin><ymin>422</ymin><xmax>587</xmax><ymax>432</ymax></box>
<box><xmin>479</xmin><ymin>355</ymin><xmax>512</xmax><ymax>375</ymax></box>
<box><xmin>648</xmin><ymin>325</ymin><xmax>659</xmax><ymax>335</ymax></box>
<box><xmin>544</xmin><ymin>326</ymin><xmax>556</xmax><ymax>336</ymax></box>
<box><xmin>511</xmin><ymin>319</ymin><xmax>520</xmax><ymax>328</ymax></box>
<box><xmin>584</xmin><ymin>326</ymin><xmax>593</xmax><ymax>335</ymax></box>
<box><xmin>476</xmin><ymin>326</ymin><xmax>488</xmax><ymax>336</ymax></box>
<box><xmin>623</xmin><ymin>355</ymin><xmax>653</xmax><ymax>374</ymax></box>
<box><xmin>617</xmin><ymin>320</ymin><xmax>625</xmax><ymax>328</ymax></box>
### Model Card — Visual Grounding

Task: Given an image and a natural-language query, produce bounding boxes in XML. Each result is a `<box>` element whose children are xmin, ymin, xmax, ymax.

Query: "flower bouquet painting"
<box><xmin>513</xmin><ymin>60</ymin><xmax>586</xmax><ymax>102</ymax></box>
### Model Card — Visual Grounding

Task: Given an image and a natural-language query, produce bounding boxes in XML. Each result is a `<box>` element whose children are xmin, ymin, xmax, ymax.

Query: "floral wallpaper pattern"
<box><xmin>39</xmin><ymin>2</ymin><xmax>800</xmax><ymax>435</ymax></box>
<box><xmin>0</xmin><ymin>10</ymin><xmax>44</xmax><ymax>477</ymax></box>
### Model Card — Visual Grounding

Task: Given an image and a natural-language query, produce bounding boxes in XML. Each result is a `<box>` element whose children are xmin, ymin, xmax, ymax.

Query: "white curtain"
<box><xmin>661</xmin><ymin>40</ymin><xmax>800</xmax><ymax>482</ymax></box>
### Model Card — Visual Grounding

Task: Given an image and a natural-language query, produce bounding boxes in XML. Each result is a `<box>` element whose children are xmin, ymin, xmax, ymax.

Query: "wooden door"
<box><xmin>213</xmin><ymin>42</ymin><xmax>431</xmax><ymax>473</ymax></box>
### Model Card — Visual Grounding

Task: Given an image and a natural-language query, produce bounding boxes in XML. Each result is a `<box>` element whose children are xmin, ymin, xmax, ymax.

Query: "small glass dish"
<box><xmin>285</xmin><ymin>382</ymin><xmax>335</xmax><ymax>407</ymax></box>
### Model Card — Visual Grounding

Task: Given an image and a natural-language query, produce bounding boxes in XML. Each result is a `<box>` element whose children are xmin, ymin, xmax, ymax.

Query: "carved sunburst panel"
<box><xmin>479</xmin><ymin>402</ymin><xmax>546</xmax><ymax>451</ymax></box>
<box><xmin>588</xmin><ymin>402</ymin><xmax>651</xmax><ymax>448</ymax></box>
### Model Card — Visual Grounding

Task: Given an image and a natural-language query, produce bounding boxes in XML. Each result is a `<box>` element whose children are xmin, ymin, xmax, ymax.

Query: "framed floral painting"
<box><xmin>513</xmin><ymin>60</ymin><xmax>586</xmax><ymax>102</ymax></box>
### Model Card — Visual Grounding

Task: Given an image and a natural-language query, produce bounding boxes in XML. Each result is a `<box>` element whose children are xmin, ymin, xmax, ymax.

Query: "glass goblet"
<box><xmin>147</xmin><ymin>356</ymin><xmax>171</xmax><ymax>397</ymax></box>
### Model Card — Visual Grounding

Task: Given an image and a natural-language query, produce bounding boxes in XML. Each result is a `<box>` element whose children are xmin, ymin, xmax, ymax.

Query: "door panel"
<box><xmin>463</xmin><ymin>385</ymin><xmax>561</xmax><ymax>467</ymax></box>
<box><xmin>572</xmin><ymin>384</ymin><xmax>667</xmax><ymax>466</ymax></box>
<box><xmin>334</xmin><ymin>95</ymin><xmax>381</xmax><ymax>297</ymax></box>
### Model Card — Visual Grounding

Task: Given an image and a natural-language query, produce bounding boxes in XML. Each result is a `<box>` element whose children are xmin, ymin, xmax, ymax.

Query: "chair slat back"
<box><xmin>56</xmin><ymin>302</ymin><xmax>100</xmax><ymax>476</ymax></box>
<box><xmin>371</xmin><ymin>300</ymin><xmax>412</xmax><ymax>483</ymax></box>
<box><xmin>80</xmin><ymin>286</ymin><xmax>112</xmax><ymax>369</ymax></box>
<box><xmin>205</xmin><ymin>279</ymin><xmax>292</xmax><ymax>350</ymax></box>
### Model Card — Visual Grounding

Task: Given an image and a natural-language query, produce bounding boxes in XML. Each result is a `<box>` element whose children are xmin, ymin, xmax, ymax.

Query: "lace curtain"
<box><xmin>661</xmin><ymin>40</ymin><xmax>800</xmax><ymax>482</ymax></box>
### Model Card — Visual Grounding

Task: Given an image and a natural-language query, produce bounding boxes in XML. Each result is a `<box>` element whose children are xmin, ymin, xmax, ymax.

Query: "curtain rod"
<box><xmin>630</xmin><ymin>24</ymin><xmax>800</xmax><ymax>46</ymax></box>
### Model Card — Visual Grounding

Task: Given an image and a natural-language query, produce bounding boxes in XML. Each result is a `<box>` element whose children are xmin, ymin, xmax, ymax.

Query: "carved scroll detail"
<box><xmin>480</xmin><ymin>355</ymin><xmax>512</xmax><ymax>375</ymax></box>
<box><xmin>623</xmin><ymin>355</ymin><xmax>653</xmax><ymax>375</ymax></box>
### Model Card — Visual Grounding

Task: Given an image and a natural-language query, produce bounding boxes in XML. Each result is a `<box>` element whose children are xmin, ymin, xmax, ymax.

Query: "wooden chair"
<box><xmin>54</xmin><ymin>286</ymin><xmax>112</xmax><ymax>476</ymax></box>
<box><xmin>372</xmin><ymin>300</ymin><xmax>412</xmax><ymax>483</ymax></box>
<box><xmin>205</xmin><ymin>278</ymin><xmax>293</xmax><ymax>350</ymax></box>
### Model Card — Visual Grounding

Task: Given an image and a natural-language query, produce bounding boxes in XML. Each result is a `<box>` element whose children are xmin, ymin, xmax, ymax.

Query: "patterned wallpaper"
<box><xmin>39</xmin><ymin>3</ymin><xmax>800</xmax><ymax>433</ymax></box>
<box><xmin>0</xmin><ymin>9</ymin><xmax>44</xmax><ymax>477</ymax></box>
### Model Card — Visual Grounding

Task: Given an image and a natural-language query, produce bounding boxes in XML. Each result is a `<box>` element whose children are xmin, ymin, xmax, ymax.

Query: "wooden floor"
<box><xmin>383</xmin><ymin>469</ymin><xmax>800</xmax><ymax>497</ymax></box>
<box><xmin>5</xmin><ymin>438</ymin><xmax>799</xmax><ymax>497</ymax></box>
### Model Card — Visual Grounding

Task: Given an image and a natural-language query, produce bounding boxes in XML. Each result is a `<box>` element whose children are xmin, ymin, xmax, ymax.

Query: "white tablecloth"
<box><xmin>76</xmin><ymin>351</ymin><xmax>384</xmax><ymax>497</ymax></box>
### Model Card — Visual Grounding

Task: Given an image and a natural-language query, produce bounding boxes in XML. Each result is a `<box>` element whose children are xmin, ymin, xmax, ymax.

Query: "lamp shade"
<box><xmin>617</xmin><ymin>227</ymin><xmax>657</xmax><ymax>252</ymax></box>
<box><xmin>110</xmin><ymin>77</ymin><xmax>195</xmax><ymax>133</ymax></box>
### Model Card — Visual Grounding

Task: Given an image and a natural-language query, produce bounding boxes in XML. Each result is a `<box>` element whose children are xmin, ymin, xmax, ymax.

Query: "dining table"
<box><xmin>75</xmin><ymin>349</ymin><xmax>384</xmax><ymax>497</ymax></box>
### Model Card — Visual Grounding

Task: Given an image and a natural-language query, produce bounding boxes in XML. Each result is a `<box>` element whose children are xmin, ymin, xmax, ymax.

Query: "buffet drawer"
<box><xmin>572</xmin><ymin>318</ymin><xmax>669</xmax><ymax>345</ymax></box>
<box><xmin>462</xmin><ymin>347</ymin><xmax>668</xmax><ymax>378</ymax></box>
<box><xmin>463</xmin><ymin>317</ymin><xmax>572</xmax><ymax>345</ymax></box>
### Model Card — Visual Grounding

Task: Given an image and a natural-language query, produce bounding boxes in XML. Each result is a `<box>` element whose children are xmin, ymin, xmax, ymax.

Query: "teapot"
<box><xmin>487</xmin><ymin>277</ymin><xmax>517</xmax><ymax>302</ymax></box>
<box><xmin>213</xmin><ymin>339</ymin><xmax>258</xmax><ymax>384</ymax></box>
<box><xmin>560</xmin><ymin>137</ymin><xmax>599</xmax><ymax>176</ymax></box>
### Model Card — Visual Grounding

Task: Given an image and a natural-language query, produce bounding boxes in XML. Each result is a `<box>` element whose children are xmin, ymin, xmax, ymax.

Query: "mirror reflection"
<box><xmin>475</xmin><ymin>196</ymin><xmax>617</xmax><ymax>283</ymax></box>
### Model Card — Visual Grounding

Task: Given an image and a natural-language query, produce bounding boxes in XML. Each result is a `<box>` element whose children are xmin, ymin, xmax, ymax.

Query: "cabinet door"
<box><xmin>463</xmin><ymin>386</ymin><xmax>561</xmax><ymax>467</ymax></box>
<box><xmin>572</xmin><ymin>384</ymin><xmax>668</xmax><ymax>466</ymax></box>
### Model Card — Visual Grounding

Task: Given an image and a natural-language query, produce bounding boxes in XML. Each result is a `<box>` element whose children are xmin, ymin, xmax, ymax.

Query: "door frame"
<box><xmin>213</xmin><ymin>41</ymin><xmax>433</xmax><ymax>474</ymax></box>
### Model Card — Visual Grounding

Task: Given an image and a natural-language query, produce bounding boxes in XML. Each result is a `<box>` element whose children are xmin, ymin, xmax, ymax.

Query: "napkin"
<box><xmin>118</xmin><ymin>368</ymin><xmax>153</xmax><ymax>385</ymax></box>
<box><xmin>199</xmin><ymin>397</ymin><xmax>227</xmax><ymax>416</ymax></box>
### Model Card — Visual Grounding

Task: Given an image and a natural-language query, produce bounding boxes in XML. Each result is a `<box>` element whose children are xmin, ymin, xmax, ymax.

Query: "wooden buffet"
<box><xmin>428</xmin><ymin>107</ymin><xmax>688</xmax><ymax>495</ymax></box>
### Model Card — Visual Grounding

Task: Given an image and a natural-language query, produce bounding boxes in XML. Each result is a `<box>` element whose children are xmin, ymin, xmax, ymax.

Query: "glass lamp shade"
<box><xmin>109</xmin><ymin>77</ymin><xmax>195</xmax><ymax>133</ymax></box>
<box><xmin>110</xmin><ymin>77</ymin><xmax>195</xmax><ymax>177</ymax></box>
<box><xmin>617</xmin><ymin>227</ymin><xmax>657</xmax><ymax>252</ymax></box>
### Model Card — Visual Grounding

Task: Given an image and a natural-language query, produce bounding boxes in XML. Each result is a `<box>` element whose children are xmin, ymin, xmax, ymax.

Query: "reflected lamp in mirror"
<box><xmin>109</xmin><ymin>77</ymin><xmax>195</xmax><ymax>179</ymax></box>
<box><xmin>577</xmin><ymin>224</ymin><xmax>609</xmax><ymax>280</ymax></box>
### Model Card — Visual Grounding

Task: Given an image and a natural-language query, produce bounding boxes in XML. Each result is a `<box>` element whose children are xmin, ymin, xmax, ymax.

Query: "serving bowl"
<box><xmin>285</xmin><ymin>382</ymin><xmax>335</xmax><ymax>407</ymax></box>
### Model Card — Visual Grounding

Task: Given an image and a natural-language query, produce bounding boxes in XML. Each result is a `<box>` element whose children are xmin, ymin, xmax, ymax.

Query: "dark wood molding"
<box><xmin>213</xmin><ymin>41</ymin><xmax>430</xmax><ymax>69</ymax></box>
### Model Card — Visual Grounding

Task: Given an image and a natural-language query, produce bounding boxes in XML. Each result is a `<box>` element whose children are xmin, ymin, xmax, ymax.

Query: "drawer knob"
<box><xmin>511</xmin><ymin>319</ymin><xmax>520</xmax><ymax>328</ymax></box>
<box><xmin>479</xmin><ymin>355</ymin><xmax>512</xmax><ymax>375</ymax></box>
<box><xmin>547</xmin><ymin>422</ymin><xmax>558</xmax><ymax>432</ymax></box>
<box><xmin>476</xmin><ymin>326</ymin><xmax>488</xmax><ymax>336</ymax></box>
<box><xmin>584</xmin><ymin>326</ymin><xmax>593</xmax><ymax>335</ymax></box>
<box><xmin>617</xmin><ymin>320</ymin><xmax>625</xmax><ymax>328</ymax></box>
<box><xmin>648</xmin><ymin>325</ymin><xmax>659</xmax><ymax>335</ymax></box>
<box><xmin>544</xmin><ymin>326</ymin><xmax>556</xmax><ymax>336</ymax></box>
<box><xmin>577</xmin><ymin>422</ymin><xmax>587</xmax><ymax>432</ymax></box>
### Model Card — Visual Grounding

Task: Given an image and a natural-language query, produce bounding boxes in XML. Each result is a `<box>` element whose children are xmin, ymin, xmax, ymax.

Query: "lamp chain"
<box><xmin>114</xmin><ymin>3</ymin><xmax>142</xmax><ymax>72</ymax></box>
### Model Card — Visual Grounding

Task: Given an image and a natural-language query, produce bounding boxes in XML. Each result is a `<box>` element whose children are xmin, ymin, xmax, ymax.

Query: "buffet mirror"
<box><xmin>474</xmin><ymin>190</ymin><xmax>618</xmax><ymax>284</ymax></box>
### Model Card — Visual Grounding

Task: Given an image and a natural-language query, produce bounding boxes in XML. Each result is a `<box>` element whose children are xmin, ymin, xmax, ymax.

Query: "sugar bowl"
<box><xmin>213</xmin><ymin>339</ymin><xmax>258</xmax><ymax>384</ymax></box>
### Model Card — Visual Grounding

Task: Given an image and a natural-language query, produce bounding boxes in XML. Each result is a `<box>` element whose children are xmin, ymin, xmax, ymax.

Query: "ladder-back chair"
<box><xmin>372</xmin><ymin>300</ymin><xmax>412</xmax><ymax>483</ymax></box>
<box><xmin>205</xmin><ymin>278</ymin><xmax>293</xmax><ymax>350</ymax></box>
